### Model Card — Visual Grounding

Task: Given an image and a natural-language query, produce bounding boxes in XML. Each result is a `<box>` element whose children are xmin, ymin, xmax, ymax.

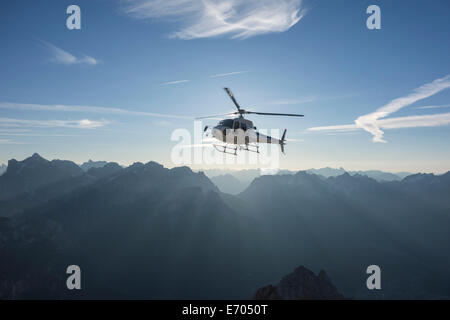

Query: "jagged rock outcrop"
<box><xmin>253</xmin><ymin>285</ymin><xmax>282</xmax><ymax>300</ymax></box>
<box><xmin>254</xmin><ymin>266</ymin><xmax>344</xmax><ymax>300</ymax></box>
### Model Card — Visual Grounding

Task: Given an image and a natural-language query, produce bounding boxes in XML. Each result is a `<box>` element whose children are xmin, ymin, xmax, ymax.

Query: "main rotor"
<box><xmin>196</xmin><ymin>88</ymin><xmax>305</xmax><ymax>120</ymax></box>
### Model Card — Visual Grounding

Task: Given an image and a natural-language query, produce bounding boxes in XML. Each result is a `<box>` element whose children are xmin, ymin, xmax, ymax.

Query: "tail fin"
<box><xmin>280</xmin><ymin>129</ymin><xmax>287</xmax><ymax>154</ymax></box>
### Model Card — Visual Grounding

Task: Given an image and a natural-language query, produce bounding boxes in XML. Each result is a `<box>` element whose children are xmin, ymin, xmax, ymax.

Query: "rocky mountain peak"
<box><xmin>254</xmin><ymin>265</ymin><xmax>344</xmax><ymax>300</ymax></box>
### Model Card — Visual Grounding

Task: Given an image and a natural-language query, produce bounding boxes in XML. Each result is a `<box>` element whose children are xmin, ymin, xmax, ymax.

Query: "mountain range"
<box><xmin>203</xmin><ymin>167</ymin><xmax>413</xmax><ymax>195</ymax></box>
<box><xmin>305</xmin><ymin>167</ymin><xmax>412</xmax><ymax>180</ymax></box>
<box><xmin>1</xmin><ymin>154</ymin><xmax>449</xmax><ymax>299</ymax></box>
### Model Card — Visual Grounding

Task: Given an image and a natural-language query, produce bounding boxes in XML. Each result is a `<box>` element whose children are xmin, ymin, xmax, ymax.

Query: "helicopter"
<box><xmin>197</xmin><ymin>88</ymin><xmax>304</xmax><ymax>155</ymax></box>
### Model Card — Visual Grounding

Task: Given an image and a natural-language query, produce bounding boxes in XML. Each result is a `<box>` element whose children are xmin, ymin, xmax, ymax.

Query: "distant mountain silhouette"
<box><xmin>203</xmin><ymin>169</ymin><xmax>261</xmax><ymax>184</ymax></box>
<box><xmin>0</xmin><ymin>153</ymin><xmax>83</xmax><ymax>201</ymax></box>
<box><xmin>350</xmin><ymin>170</ymin><xmax>402</xmax><ymax>181</ymax></box>
<box><xmin>204</xmin><ymin>167</ymin><xmax>412</xmax><ymax>185</ymax></box>
<box><xmin>306</xmin><ymin>167</ymin><xmax>411</xmax><ymax>181</ymax></box>
<box><xmin>85</xmin><ymin>162</ymin><xmax>122</xmax><ymax>179</ymax></box>
<box><xmin>0</xmin><ymin>161</ymin><xmax>123</xmax><ymax>218</ymax></box>
<box><xmin>254</xmin><ymin>266</ymin><xmax>344</xmax><ymax>299</ymax></box>
<box><xmin>0</xmin><ymin>154</ymin><xmax>449</xmax><ymax>299</ymax></box>
<box><xmin>306</xmin><ymin>167</ymin><xmax>347</xmax><ymax>177</ymax></box>
<box><xmin>210</xmin><ymin>174</ymin><xmax>248</xmax><ymax>195</ymax></box>
<box><xmin>80</xmin><ymin>159</ymin><xmax>109</xmax><ymax>171</ymax></box>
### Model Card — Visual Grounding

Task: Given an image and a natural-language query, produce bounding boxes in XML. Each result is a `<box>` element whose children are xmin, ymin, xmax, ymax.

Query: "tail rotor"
<box><xmin>280</xmin><ymin>129</ymin><xmax>287</xmax><ymax>154</ymax></box>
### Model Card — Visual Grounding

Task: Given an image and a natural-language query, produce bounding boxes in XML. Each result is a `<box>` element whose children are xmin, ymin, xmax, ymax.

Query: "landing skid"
<box><xmin>240</xmin><ymin>143</ymin><xmax>259</xmax><ymax>153</ymax></box>
<box><xmin>213</xmin><ymin>143</ymin><xmax>260</xmax><ymax>155</ymax></box>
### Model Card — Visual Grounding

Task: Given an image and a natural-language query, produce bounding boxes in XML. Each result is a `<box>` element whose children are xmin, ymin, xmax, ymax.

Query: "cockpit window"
<box><xmin>219</xmin><ymin>119</ymin><xmax>234</xmax><ymax>128</ymax></box>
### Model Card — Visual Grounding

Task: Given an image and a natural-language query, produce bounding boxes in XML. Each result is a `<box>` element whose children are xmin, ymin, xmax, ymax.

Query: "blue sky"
<box><xmin>0</xmin><ymin>0</ymin><xmax>449</xmax><ymax>172</ymax></box>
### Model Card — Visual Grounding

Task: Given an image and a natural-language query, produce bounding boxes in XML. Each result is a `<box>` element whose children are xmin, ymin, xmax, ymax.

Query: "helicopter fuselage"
<box><xmin>210</xmin><ymin>117</ymin><xmax>283</xmax><ymax>146</ymax></box>
<box><xmin>197</xmin><ymin>88</ymin><xmax>301</xmax><ymax>154</ymax></box>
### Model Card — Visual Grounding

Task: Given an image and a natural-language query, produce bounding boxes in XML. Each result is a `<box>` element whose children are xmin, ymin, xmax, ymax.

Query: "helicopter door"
<box><xmin>233</xmin><ymin>120</ymin><xmax>241</xmax><ymax>144</ymax></box>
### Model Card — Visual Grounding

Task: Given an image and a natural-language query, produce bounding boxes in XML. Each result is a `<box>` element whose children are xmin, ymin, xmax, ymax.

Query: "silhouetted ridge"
<box><xmin>0</xmin><ymin>154</ymin><xmax>83</xmax><ymax>201</ymax></box>
<box><xmin>327</xmin><ymin>172</ymin><xmax>381</xmax><ymax>193</ymax></box>
<box><xmin>254</xmin><ymin>266</ymin><xmax>344</xmax><ymax>300</ymax></box>
<box><xmin>241</xmin><ymin>171</ymin><xmax>325</xmax><ymax>198</ymax></box>
<box><xmin>126</xmin><ymin>162</ymin><xmax>145</xmax><ymax>172</ymax></box>
<box><xmin>86</xmin><ymin>162</ymin><xmax>122</xmax><ymax>179</ymax></box>
<box><xmin>402</xmin><ymin>173</ymin><xmax>435</xmax><ymax>183</ymax></box>
<box><xmin>169</xmin><ymin>165</ymin><xmax>192</xmax><ymax>176</ymax></box>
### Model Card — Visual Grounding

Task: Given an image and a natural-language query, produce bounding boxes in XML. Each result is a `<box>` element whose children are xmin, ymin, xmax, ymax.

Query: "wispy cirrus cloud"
<box><xmin>40</xmin><ymin>40</ymin><xmax>99</xmax><ymax>66</ymax></box>
<box><xmin>0</xmin><ymin>129</ymin><xmax>30</xmax><ymax>133</ymax></box>
<box><xmin>124</xmin><ymin>0</ymin><xmax>306</xmax><ymax>39</ymax></box>
<box><xmin>269</xmin><ymin>93</ymin><xmax>356</xmax><ymax>105</ymax></box>
<box><xmin>153</xmin><ymin>120</ymin><xmax>175</xmax><ymax>127</ymax></box>
<box><xmin>270</xmin><ymin>96</ymin><xmax>318</xmax><ymax>105</ymax></box>
<box><xmin>0</xmin><ymin>138</ymin><xmax>25</xmax><ymax>145</ymax></box>
<box><xmin>355</xmin><ymin>75</ymin><xmax>450</xmax><ymax>142</ymax></box>
<box><xmin>210</xmin><ymin>71</ymin><xmax>248</xmax><ymax>78</ymax></box>
<box><xmin>414</xmin><ymin>104</ymin><xmax>450</xmax><ymax>110</ymax></box>
<box><xmin>0</xmin><ymin>132</ymin><xmax>80</xmax><ymax>137</ymax></box>
<box><xmin>308</xmin><ymin>75</ymin><xmax>450</xmax><ymax>142</ymax></box>
<box><xmin>0</xmin><ymin>102</ymin><xmax>192</xmax><ymax>119</ymax></box>
<box><xmin>160</xmin><ymin>79</ymin><xmax>190</xmax><ymax>86</ymax></box>
<box><xmin>376</xmin><ymin>113</ymin><xmax>450</xmax><ymax>130</ymax></box>
<box><xmin>309</xmin><ymin>113</ymin><xmax>450</xmax><ymax>132</ymax></box>
<box><xmin>308</xmin><ymin>124</ymin><xmax>359</xmax><ymax>132</ymax></box>
<box><xmin>0</xmin><ymin>118</ymin><xmax>109</xmax><ymax>129</ymax></box>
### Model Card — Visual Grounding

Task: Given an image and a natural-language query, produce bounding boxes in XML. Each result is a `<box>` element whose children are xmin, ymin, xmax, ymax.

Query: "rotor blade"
<box><xmin>223</xmin><ymin>88</ymin><xmax>242</xmax><ymax>112</ymax></box>
<box><xmin>245</xmin><ymin>111</ymin><xmax>304</xmax><ymax>117</ymax></box>
<box><xmin>195</xmin><ymin>112</ymin><xmax>237</xmax><ymax>120</ymax></box>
